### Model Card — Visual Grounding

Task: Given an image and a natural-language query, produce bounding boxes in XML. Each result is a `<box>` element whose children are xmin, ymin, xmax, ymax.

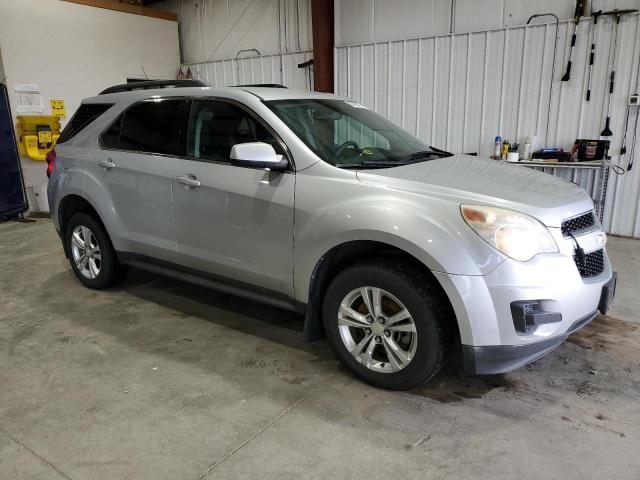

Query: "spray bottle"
<box><xmin>493</xmin><ymin>136</ymin><xmax>502</xmax><ymax>160</ymax></box>
<box><xmin>501</xmin><ymin>140</ymin><xmax>509</xmax><ymax>161</ymax></box>
<box><xmin>523</xmin><ymin>138</ymin><xmax>532</xmax><ymax>161</ymax></box>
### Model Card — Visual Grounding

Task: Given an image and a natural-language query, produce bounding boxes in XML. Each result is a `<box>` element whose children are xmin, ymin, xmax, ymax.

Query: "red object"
<box><xmin>311</xmin><ymin>0</ymin><xmax>334</xmax><ymax>93</ymax></box>
<box><xmin>46</xmin><ymin>149</ymin><xmax>56</xmax><ymax>178</ymax></box>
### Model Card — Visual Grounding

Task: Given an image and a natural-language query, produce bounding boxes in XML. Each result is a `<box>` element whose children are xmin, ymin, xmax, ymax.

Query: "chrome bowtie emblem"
<box><xmin>597</xmin><ymin>231</ymin><xmax>607</xmax><ymax>248</ymax></box>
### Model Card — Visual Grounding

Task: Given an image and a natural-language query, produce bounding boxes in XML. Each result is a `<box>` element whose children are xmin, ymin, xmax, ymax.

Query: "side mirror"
<box><xmin>230</xmin><ymin>142</ymin><xmax>288</xmax><ymax>171</ymax></box>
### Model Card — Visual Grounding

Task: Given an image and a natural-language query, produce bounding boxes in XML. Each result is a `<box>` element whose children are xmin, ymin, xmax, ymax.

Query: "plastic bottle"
<box><xmin>523</xmin><ymin>138</ymin><xmax>532</xmax><ymax>161</ymax></box>
<box><xmin>501</xmin><ymin>140</ymin><xmax>509</xmax><ymax>160</ymax></box>
<box><xmin>493</xmin><ymin>136</ymin><xmax>502</xmax><ymax>160</ymax></box>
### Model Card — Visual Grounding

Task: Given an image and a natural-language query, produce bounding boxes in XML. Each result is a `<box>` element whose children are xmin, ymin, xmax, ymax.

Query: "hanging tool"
<box><xmin>622</xmin><ymin>38</ymin><xmax>640</xmax><ymax>171</ymax></box>
<box><xmin>527</xmin><ymin>13</ymin><xmax>559</xmax><ymax>147</ymax></box>
<box><xmin>627</xmin><ymin>104</ymin><xmax>639</xmax><ymax>171</ymax></box>
<box><xmin>600</xmin><ymin>8</ymin><xmax>638</xmax><ymax>136</ymax></box>
<box><xmin>297</xmin><ymin>59</ymin><xmax>314</xmax><ymax>90</ymax></box>
<box><xmin>561</xmin><ymin>0</ymin><xmax>586</xmax><ymax>82</ymax></box>
<box><xmin>585</xmin><ymin>9</ymin><xmax>603</xmax><ymax>101</ymax></box>
<box><xmin>622</xmin><ymin>97</ymin><xmax>639</xmax><ymax>171</ymax></box>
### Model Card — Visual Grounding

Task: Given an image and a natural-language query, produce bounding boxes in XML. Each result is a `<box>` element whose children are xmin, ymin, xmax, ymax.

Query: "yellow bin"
<box><xmin>16</xmin><ymin>115</ymin><xmax>61</xmax><ymax>161</ymax></box>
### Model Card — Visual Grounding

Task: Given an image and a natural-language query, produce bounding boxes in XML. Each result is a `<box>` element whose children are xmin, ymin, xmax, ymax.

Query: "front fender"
<box><xmin>293</xmin><ymin>168</ymin><xmax>505</xmax><ymax>303</ymax></box>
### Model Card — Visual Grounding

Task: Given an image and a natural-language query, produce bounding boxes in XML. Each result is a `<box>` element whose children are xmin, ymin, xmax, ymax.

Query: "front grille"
<box><xmin>561</xmin><ymin>211</ymin><xmax>596</xmax><ymax>237</ymax></box>
<box><xmin>574</xmin><ymin>249</ymin><xmax>604</xmax><ymax>278</ymax></box>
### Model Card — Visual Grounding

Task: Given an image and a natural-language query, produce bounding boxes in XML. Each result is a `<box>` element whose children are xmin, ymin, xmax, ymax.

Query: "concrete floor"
<box><xmin>1</xmin><ymin>218</ymin><xmax>639</xmax><ymax>480</ymax></box>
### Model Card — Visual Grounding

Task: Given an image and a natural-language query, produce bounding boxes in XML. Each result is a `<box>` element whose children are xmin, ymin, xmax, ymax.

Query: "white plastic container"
<box><xmin>523</xmin><ymin>139</ymin><xmax>532</xmax><ymax>161</ymax></box>
<box><xmin>32</xmin><ymin>184</ymin><xmax>50</xmax><ymax>212</ymax></box>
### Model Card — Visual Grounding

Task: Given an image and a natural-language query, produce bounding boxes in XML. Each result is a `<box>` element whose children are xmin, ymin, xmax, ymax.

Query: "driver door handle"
<box><xmin>98</xmin><ymin>159</ymin><xmax>115</xmax><ymax>169</ymax></box>
<box><xmin>177</xmin><ymin>175</ymin><xmax>201</xmax><ymax>188</ymax></box>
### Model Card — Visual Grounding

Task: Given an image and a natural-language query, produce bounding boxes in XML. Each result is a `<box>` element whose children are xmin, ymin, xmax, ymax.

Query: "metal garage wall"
<box><xmin>153</xmin><ymin>0</ymin><xmax>312</xmax><ymax>63</ymax></box>
<box><xmin>335</xmin><ymin>0</ymin><xmax>640</xmax><ymax>45</ymax></box>
<box><xmin>156</xmin><ymin>1</ymin><xmax>315</xmax><ymax>93</ymax></box>
<box><xmin>184</xmin><ymin>49</ymin><xmax>314</xmax><ymax>90</ymax></box>
<box><xmin>335</xmin><ymin>14</ymin><xmax>640</xmax><ymax>237</ymax></box>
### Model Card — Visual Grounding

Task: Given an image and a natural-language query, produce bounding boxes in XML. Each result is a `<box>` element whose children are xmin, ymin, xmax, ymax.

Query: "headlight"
<box><xmin>461</xmin><ymin>205</ymin><xmax>558</xmax><ymax>261</ymax></box>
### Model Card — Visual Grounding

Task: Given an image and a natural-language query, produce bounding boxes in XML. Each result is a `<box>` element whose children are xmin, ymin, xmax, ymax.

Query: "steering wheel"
<box><xmin>335</xmin><ymin>140</ymin><xmax>360</xmax><ymax>158</ymax></box>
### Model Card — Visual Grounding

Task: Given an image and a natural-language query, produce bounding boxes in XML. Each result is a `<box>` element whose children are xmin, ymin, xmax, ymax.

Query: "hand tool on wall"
<box><xmin>622</xmin><ymin>43</ymin><xmax>640</xmax><ymax>171</ymax></box>
<box><xmin>585</xmin><ymin>9</ymin><xmax>603</xmax><ymax>101</ymax></box>
<box><xmin>622</xmin><ymin>98</ymin><xmax>639</xmax><ymax>171</ymax></box>
<box><xmin>527</xmin><ymin>13</ymin><xmax>559</xmax><ymax>147</ymax></box>
<box><xmin>561</xmin><ymin>0</ymin><xmax>586</xmax><ymax>82</ymax></box>
<box><xmin>600</xmin><ymin>8</ymin><xmax>638</xmax><ymax>136</ymax></box>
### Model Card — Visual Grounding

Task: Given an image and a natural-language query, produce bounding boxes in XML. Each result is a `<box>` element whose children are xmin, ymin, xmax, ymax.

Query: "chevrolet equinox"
<box><xmin>47</xmin><ymin>82</ymin><xmax>616</xmax><ymax>389</ymax></box>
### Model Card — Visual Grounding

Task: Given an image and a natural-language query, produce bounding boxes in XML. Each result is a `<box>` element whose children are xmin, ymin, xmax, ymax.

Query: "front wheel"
<box><xmin>322</xmin><ymin>259</ymin><xmax>453</xmax><ymax>390</ymax></box>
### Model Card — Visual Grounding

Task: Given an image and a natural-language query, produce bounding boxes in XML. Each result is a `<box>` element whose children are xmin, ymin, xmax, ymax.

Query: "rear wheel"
<box><xmin>322</xmin><ymin>259</ymin><xmax>452</xmax><ymax>390</ymax></box>
<box><xmin>65</xmin><ymin>213</ymin><xmax>125</xmax><ymax>289</ymax></box>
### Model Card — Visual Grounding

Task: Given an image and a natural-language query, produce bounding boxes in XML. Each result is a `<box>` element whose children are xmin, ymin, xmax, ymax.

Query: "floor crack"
<box><xmin>193</xmin><ymin>374</ymin><xmax>335</xmax><ymax>480</ymax></box>
<box><xmin>0</xmin><ymin>427</ymin><xmax>75</xmax><ymax>480</ymax></box>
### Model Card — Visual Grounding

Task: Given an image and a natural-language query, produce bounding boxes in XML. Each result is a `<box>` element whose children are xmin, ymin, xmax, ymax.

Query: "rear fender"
<box><xmin>47</xmin><ymin>144</ymin><xmax>89</xmax><ymax>231</ymax></box>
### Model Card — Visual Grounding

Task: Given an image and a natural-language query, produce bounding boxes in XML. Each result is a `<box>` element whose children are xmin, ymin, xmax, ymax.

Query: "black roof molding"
<box><xmin>233</xmin><ymin>84</ymin><xmax>288</xmax><ymax>89</ymax></box>
<box><xmin>99</xmin><ymin>79</ymin><xmax>206</xmax><ymax>95</ymax></box>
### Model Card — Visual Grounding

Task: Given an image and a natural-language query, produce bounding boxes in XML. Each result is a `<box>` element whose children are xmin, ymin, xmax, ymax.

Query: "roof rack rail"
<box><xmin>99</xmin><ymin>79</ymin><xmax>206</xmax><ymax>95</ymax></box>
<box><xmin>233</xmin><ymin>83</ymin><xmax>287</xmax><ymax>89</ymax></box>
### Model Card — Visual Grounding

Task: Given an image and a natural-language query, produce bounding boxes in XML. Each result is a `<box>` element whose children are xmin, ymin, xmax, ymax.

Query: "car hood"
<box><xmin>355</xmin><ymin>154</ymin><xmax>594</xmax><ymax>227</ymax></box>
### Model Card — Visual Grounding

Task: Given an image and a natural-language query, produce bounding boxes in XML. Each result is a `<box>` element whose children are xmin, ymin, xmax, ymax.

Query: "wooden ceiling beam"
<box><xmin>61</xmin><ymin>0</ymin><xmax>177</xmax><ymax>21</ymax></box>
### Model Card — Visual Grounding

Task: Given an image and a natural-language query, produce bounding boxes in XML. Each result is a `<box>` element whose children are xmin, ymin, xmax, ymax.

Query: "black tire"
<box><xmin>322</xmin><ymin>258</ymin><xmax>453</xmax><ymax>390</ymax></box>
<box><xmin>65</xmin><ymin>212</ymin><xmax>126</xmax><ymax>289</ymax></box>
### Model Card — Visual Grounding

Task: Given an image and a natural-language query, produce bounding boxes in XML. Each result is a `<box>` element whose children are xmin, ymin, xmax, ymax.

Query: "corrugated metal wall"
<box><xmin>161</xmin><ymin>0</ymin><xmax>315</xmax><ymax>93</ymax></box>
<box><xmin>184</xmin><ymin>49</ymin><xmax>314</xmax><ymax>90</ymax></box>
<box><xmin>154</xmin><ymin>0</ymin><xmax>312</xmax><ymax>63</ymax></box>
<box><xmin>335</xmin><ymin>14</ymin><xmax>640</xmax><ymax>237</ymax></box>
<box><xmin>335</xmin><ymin>0</ymin><xmax>640</xmax><ymax>45</ymax></box>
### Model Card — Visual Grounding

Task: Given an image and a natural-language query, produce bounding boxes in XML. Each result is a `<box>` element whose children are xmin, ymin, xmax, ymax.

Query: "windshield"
<box><xmin>265</xmin><ymin>99</ymin><xmax>452</xmax><ymax>168</ymax></box>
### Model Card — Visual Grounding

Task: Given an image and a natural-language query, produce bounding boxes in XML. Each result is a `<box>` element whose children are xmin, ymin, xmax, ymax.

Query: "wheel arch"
<box><xmin>57</xmin><ymin>195</ymin><xmax>106</xmax><ymax>257</ymax></box>
<box><xmin>302</xmin><ymin>239</ymin><xmax>459</xmax><ymax>343</ymax></box>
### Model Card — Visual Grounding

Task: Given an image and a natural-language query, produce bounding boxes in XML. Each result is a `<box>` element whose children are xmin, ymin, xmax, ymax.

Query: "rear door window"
<box><xmin>101</xmin><ymin>115</ymin><xmax>122</xmax><ymax>149</ymax></box>
<box><xmin>103</xmin><ymin>98</ymin><xmax>189</xmax><ymax>156</ymax></box>
<box><xmin>186</xmin><ymin>100</ymin><xmax>283</xmax><ymax>163</ymax></box>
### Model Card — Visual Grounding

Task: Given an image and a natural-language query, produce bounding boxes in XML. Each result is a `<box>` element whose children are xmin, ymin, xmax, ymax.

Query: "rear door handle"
<box><xmin>177</xmin><ymin>175</ymin><xmax>201</xmax><ymax>188</ymax></box>
<box><xmin>98</xmin><ymin>159</ymin><xmax>115</xmax><ymax>169</ymax></box>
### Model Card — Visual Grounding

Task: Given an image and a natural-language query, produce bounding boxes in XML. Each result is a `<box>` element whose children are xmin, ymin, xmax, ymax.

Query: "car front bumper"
<box><xmin>434</xmin><ymin>247</ymin><xmax>616</xmax><ymax>375</ymax></box>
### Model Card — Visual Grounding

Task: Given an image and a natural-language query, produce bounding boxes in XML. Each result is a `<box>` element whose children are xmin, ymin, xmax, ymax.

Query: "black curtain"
<box><xmin>0</xmin><ymin>83</ymin><xmax>27</xmax><ymax>220</ymax></box>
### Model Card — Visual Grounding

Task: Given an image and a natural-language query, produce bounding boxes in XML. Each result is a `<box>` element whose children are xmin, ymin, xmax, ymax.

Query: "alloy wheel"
<box><xmin>337</xmin><ymin>287</ymin><xmax>418</xmax><ymax>373</ymax></box>
<box><xmin>70</xmin><ymin>225</ymin><xmax>101</xmax><ymax>279</ymax></box>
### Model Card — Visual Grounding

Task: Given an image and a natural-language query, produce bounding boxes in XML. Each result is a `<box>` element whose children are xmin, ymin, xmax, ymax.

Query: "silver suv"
<box><xmin>47</xmin><ymin>82</ymin><xmax>616</xmax><ymax>390</ymax></box>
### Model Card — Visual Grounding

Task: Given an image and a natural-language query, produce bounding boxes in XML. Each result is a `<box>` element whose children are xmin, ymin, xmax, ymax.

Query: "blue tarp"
<box><xmin>0</xmin><ymin>83</ymin><xmax>27</xmax><ymax>220</ymax></box>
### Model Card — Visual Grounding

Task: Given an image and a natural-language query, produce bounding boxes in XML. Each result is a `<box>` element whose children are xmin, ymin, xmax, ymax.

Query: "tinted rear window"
<box><xmin>101</xmin><ymin>115</ymin><xmax>122</xmax><ymax>149</ymax></box>
<box><xmin>103</xmin><ymin>99</ymin><xmax>188</xmax><ymax>156</ymax></box>
<box><xmin>57</xmin><ymin>103</ymin><xmax>113</xmax><ymax>143</ymax></box>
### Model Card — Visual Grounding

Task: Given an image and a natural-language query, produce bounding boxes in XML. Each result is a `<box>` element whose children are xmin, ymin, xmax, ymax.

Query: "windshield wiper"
<box><xmin>336</xmin><ymin>160</ymin><xmax>414</xmax><ymax>169</ymax></box>
<box><xmin>410</xmin><ymin>149</ymin><xmax>453</xmax><ymax>159</ymax></box>
<box><xmin>335</xmin><ymin>148</ymin><xmax>453</xmax><ymax>168</ymax></box>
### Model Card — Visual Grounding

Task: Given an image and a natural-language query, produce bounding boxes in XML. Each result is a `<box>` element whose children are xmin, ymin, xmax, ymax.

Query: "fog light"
<box><xmin>510</xmin><ymin>301</ymin><xmax>562</xmax><ymax>334</ymax></box>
